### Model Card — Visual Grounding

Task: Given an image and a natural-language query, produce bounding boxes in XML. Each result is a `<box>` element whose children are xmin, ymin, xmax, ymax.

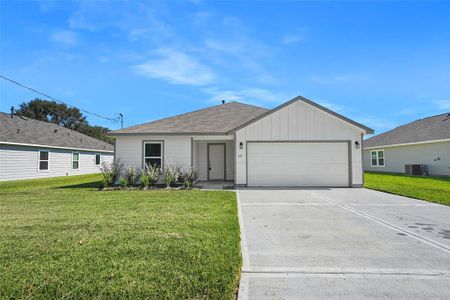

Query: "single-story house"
<box><xmin>0</xmin><ymin>112</ymin><xmax>114</xmax><ymax>181</ymax></box>
<box><xmin>363</xmin><ymin>113</ymin><xmax>450</xmax><ymax>176</ymax></box>
<box><xmin>109</xmin><ymin>96</ymin><xmax>373</xmax><ymax>187</ymax></box>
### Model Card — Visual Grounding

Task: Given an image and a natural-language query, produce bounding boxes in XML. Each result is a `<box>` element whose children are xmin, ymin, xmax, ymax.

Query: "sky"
<box><xmin>1</xmin><ymin>1</ymin><xmax>450</xmax><ymax>136</ymax></box>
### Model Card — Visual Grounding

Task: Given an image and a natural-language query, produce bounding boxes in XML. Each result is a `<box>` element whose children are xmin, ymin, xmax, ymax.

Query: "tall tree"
<box><xmin>16</xmin><ymin>98</ymin><xmax>114</xmax><ymax>144</ymax></box>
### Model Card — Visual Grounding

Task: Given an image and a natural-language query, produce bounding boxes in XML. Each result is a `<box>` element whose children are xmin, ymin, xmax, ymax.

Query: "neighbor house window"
<box><xmin>371</xmin><ymin>150</ymin><xmax>385</xmax><ymax>167</ymax></box>
<box><xmin>144</xmin><ymin>142</ymin><xmax>163</xmax><ymax>169</ymax></box>
<box><xmin>39</xmin><ymin>150</ymin><xmax>49</xmax><ymax>171</ymax></box>
<box><xmin>95</xmin><ymin>153</ymin><xmax>101</xmax><ymax>165</ymax></box>
<box><xmin>72</xmin><ymin>152</ymin><xmax>80</xmax><ymax>170</ymax></box>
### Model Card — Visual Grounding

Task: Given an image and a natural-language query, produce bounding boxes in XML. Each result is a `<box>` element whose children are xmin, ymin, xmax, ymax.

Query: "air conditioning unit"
<box><xmin>405</xmin><ymin>164</ymin><xmax>425</xmax><ymax>175</ymax></box>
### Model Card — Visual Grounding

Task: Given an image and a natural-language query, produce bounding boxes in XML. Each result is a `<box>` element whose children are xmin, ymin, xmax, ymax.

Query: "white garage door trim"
<box><xmin>246</xmin><ymin>140</ymin><xmax>352</xmax><ymax>187</ymax></box>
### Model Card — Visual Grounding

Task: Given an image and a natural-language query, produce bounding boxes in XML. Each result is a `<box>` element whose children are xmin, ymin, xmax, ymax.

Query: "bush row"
<box><xmin>100</xmin><ymin>160</ymin><xmax>199</xmax><ymax>189</ymax></box>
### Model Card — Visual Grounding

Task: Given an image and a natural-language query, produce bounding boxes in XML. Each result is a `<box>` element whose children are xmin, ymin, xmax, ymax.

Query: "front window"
<box><xmin>144</xmin><ymin>142</ymin><xmax>162</xmax><ymax>169</ymax></box>
<box><xmin>371</xmin><ymin>150</ymin><xmax>385</xmax><ymax>167</ymax></box>
<box><xmin>72</xmin><ymin>152</ymin><xmax>80</xmax><ymax>170</ymax></box>
<box><xmin>39</xmin><ymin>151</ymin><xmax>49</xmax><ymax>171</ymax></box>
<box><xmin>95</xmin><ymin>153</ymin><xmax>101</xmax><ymax>165</ymax></box>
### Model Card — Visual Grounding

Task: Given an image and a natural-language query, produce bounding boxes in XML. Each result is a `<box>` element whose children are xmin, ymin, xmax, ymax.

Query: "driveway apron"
<box><xmin>236</xmin><ymin>188</ymin><xmax>450</xmax><ymax>300</ymax></box>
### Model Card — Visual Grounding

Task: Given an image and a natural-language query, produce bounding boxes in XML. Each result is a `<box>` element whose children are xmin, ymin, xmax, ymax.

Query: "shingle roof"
<box><xmin>0</xmin><ymin>112</ymin><xmax>114</xmax><ymax>152</ymax></box>
<box><xmin>364</xmin><ymin>113</ymin><xmax>450</xmax><ymax>148</ymax></box>
<box><xmin>109</xmin><ymin>101</ymin><xmax>269</xmax><ymax>135</ymax></box>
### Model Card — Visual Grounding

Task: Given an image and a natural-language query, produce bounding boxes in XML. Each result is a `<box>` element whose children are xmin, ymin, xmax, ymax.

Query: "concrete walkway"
<box><xmin>237</xmin><ymin>188</ymin><xmax>450</xmax><ymax>299</ymax></box>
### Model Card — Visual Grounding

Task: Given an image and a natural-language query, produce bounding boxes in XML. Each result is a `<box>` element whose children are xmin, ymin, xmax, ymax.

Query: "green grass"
<box><xmin>364</xmin><ymin>172</ymin><xmax>450</xmax><ymax>206</ymax></box>
<box><xmin>0</xmin><ymin>174</ymin><xmax>241</xmax><ymax>299</ymax></box>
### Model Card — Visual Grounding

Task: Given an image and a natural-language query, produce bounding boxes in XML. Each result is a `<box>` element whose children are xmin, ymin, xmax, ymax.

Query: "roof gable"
<box><xmin>229</xmin><ymin>96</ymin><xmax>374</xmax><ymax>134</ymax></box>
<box><xmin>364</xmin><ymin>113</ymin><xmax>450</xmax><ymax>148</ymax></box>
<box><xmin>109</xmin><ymin>102</ymin><xmax>269</xmax><ymax>135</ymax></box>
<box><xmin>0</xmin><ymin>112</ymin><xmax>114</xmax><ymax>152</ymax></box>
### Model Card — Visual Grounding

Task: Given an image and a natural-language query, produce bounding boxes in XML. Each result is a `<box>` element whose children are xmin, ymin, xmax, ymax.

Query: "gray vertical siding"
<box><xmin>363</xmin><ymin>141</ymin><xmax>450</xmax><ymax>176</ymax></box>
<box><xmin>0</xmin><ymin>144</ymin><xmax>114</xmax><ymax>181</ymax></box>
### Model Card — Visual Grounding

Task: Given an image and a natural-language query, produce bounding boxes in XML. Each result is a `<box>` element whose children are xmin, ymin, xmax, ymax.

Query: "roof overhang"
<box><xmin>0</xmin><ymin>141</ymin><xmax>114</xmax><ymax>153</ymax></box>
<box><xmin>107</xmin><ymin>132</ymin><xmax>230</xmax><ymax>137</ymax></box>
<box><xmin>227</xmin><ymin>96</ymin><xmax>375</xmax><ymax>134</ymax></box>
<box><xmin>363</xmin><ymin>138</ymin><xmax>450</xmax><ymax>150</ymax></box>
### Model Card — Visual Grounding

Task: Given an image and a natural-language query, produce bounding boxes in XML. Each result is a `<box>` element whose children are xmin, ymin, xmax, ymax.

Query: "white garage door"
<box><xmin>247</xmin><ymin>142</ymin><xmax>350</xmax><ymax>187</ymax></box>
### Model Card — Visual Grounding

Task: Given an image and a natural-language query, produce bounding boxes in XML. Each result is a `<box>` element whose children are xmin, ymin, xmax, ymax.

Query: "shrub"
<box><xmin>144</xmin><ymin>164</ymin><xmax>160</xmax><ymax>187</ymax></box>
<box><xmin>182</xmin><ymin>167</ymin><xmax>199</xmax><ymax>189</ymax></box>
<box><xmin>100</xmin><ymin>160</ymin><xmax>122</xmax><ymax>188</ymax></box>
<box><xmin>118</xmin><ymin>176</ymin><xmax>127</xmax><ymax>189</ymax></box>
<box><xmin>140</xmin><ymin>171</ymin><xmax>150</xmax><ymax>188</ymax></box>
<box><xmin>162</xmin><ymin>164</ymin><xmax>181</xmax><ymax>188</ymax></box>
<box><xmin>123</xmin><ymin>163</ymin><xmax>138</xmax><ymax>187</ymax></box>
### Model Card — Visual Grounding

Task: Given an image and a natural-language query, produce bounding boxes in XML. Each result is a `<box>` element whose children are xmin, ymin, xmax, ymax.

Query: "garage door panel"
<box><xmin>247</xmin><ymin>142</ymin><xmax>349</xmax><ymax>187</ymax></box>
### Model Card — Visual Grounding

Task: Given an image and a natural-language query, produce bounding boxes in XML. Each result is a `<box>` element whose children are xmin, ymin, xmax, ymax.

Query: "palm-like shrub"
<box><xmin>118</xmin><ymin>176</ymin><xmax>127</xmax><ymax>189</ymax></box>
<box><xmin>140</xmin><ymin>170</ymin><xmax>150</xmax><ymax>188</ymax></box>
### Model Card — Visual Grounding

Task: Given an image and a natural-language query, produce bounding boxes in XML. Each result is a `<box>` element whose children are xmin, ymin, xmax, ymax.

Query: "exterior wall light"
<box><xmin>239</xmin><ymin>142</ymin><xmax>244</xmax><ymax>149</ymax></box>
<box><xmin>355</xmin><ymin>141</ymin><xmax>360</xmax><ymax>149</ymax></box>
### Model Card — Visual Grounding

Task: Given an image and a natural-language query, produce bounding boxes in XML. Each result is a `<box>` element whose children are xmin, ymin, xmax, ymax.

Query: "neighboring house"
<box><xmin>109</xmin><ymin>96</ymin><xmax>373</xmax><ymax>187</ymax></box>
<box><xmin>363</xmin><ymin>113</ymin><xmax>450</xmax><ymax>176</ymax></box>
<box><xmin>0</xmin><ymin>112</ymin><xmax>114</xmax><ymax>181</ymax></box>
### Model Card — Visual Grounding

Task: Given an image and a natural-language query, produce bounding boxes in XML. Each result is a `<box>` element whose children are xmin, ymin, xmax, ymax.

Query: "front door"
<box><xmin>208</xmin><ymin>144</ymin><xmax>225</xmax><ymax>180</ymax></box>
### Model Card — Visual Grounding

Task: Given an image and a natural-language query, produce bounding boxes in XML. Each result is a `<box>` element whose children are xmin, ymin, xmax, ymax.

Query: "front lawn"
<box><xmin>0</xmin><ymin>174</ymin><xmax>241</xmax><ymax>299</ymax></box>
<box><xmin>364</xmin><ymin>172</ymin><xmax>450</xmax><ymax>206</ymax></box>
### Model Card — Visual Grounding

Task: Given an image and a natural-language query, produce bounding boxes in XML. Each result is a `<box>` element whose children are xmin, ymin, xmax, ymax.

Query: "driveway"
<box><xmin>237</xmin><ymin>188</ymin><xmax>450</xmax><ymax>299</ymax></box>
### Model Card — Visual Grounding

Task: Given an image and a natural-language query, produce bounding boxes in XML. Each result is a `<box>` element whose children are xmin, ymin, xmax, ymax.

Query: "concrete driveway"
<box><xmin>237</xmin><ymin>188</ymin><xmax>450</xmax><ymax>299</ymax></box>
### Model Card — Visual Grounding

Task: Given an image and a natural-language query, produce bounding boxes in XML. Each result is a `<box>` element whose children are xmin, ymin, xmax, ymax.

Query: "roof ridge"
<box><xmin>117</xmin><ymin>101</ymin><xmax>268</xmax><ymax>132</ymax></box>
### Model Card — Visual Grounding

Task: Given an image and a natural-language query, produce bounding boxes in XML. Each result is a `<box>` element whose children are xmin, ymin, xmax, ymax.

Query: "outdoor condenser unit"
<box><xmin>405</xmin><ymin>164</ymin><xmax>424</xmax><ymax>175</ymax></box>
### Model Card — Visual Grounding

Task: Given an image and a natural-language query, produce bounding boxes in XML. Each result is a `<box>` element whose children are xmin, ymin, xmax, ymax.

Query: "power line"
<box><xmin>0</xmin><ymin>74</ymin><xmax>121</xmax><ymax>124</ymax></box>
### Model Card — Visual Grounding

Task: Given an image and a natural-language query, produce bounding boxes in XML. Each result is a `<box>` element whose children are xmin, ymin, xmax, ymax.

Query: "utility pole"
<box><xmin>119</xmin><ymin>113</ymin><xmax>123</xmax><ymax>129</ymax></box>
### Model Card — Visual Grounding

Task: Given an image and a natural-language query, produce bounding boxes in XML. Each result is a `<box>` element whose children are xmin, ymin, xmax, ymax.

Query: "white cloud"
<box><xmin>310</xmin><ymin>75</ymin><xmax>350</xmax><ymax>84</ymax></box>
<box><xmin>395</xmin><ymin>107</ymin><xmax>418</xmax><ymax>116</ymax></box>
<box><xmin>310</xmin><ymin>74</ymin><xmax>369</xmax><ymax>85</ymax></box>
<box><xmin>355</xmin><ymin>116</ymin><xmax>398</xmax><ymax>132</ymax></box>
<box><xmin>316</xmin><ymin>101</ymin><xmax>347</xmax><ymax>114</ymax></box>
<box><xmin>204</xmin><ymin>36</ymin><xmax>277</xmax><ymax>84</ymax></box>
<box><xmin>281</xmin><ymin>34</ymin><xmax>304</xmax><ymax>45</ymax></box>
<box><xmin>203</xmin><ymin>87</ymin><xmax>289</xmax><ymax>107</ymax></box>
<box><xmin>50</xmin><ymin>30</ymin><xmax>79</xmax><ymax>47</ymax></box>
<box><xmin>135</xmin><ymin>48</ymin><xmax>215</xmax><ymax>86</ymax></box>
<box><xmin>435</xmin><ymin>99</ymin><xmax>450</xmax><ymax>110</ymax></box>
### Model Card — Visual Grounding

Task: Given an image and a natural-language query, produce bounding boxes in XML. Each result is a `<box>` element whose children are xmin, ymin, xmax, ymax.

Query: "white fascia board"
<box><xmin>0</xmin><ymin>141</ymin><xmax>114</xmax><ymax>153</ymax></box>
<box><xmin>363</xmin><ymin>138</ymin><xmax>450</xmax><ymax>150</ymax></box>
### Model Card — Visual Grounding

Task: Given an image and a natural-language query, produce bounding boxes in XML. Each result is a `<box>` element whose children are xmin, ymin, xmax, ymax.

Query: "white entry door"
<box><xmin>208</xmin><ymin>144</ymin><xmax>225</xmax><ymax>180</ymax></box>
<box><xmin>247</xmin><ymin>142</ymin><xmax>350</xmax><ymax>187</ymax></box>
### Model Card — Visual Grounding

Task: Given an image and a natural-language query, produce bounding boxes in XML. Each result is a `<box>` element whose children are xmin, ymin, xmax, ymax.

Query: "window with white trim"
<box><xmin>39</xmin><ymin>150</ymin><xmax>49</xmax><ymax>171</ymax></box>
<box><xmin>72</xmin><ymin>152</ymin><xmax>80</xmax><ymax>170</ymax></box>
<box><xmin>371</xmin><ymin>150</ymin><xmax>385</xmax><ymax>167</ymax></box>
<box><xmin>144</xmin><ymin>142</ymin><xmax>162</xmax><ymax>169</ymax></box>
<box><xmin>95</xmin><ymin>153</ymin><xmax>101</xmax><ymax>165</ymax></box>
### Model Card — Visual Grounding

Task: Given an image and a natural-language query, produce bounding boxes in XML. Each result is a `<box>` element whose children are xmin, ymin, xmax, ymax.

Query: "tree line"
<box><xmin>15</xmin><ymin>98</ymin><xmax>114</xmax><ymax>144</ymax></box>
